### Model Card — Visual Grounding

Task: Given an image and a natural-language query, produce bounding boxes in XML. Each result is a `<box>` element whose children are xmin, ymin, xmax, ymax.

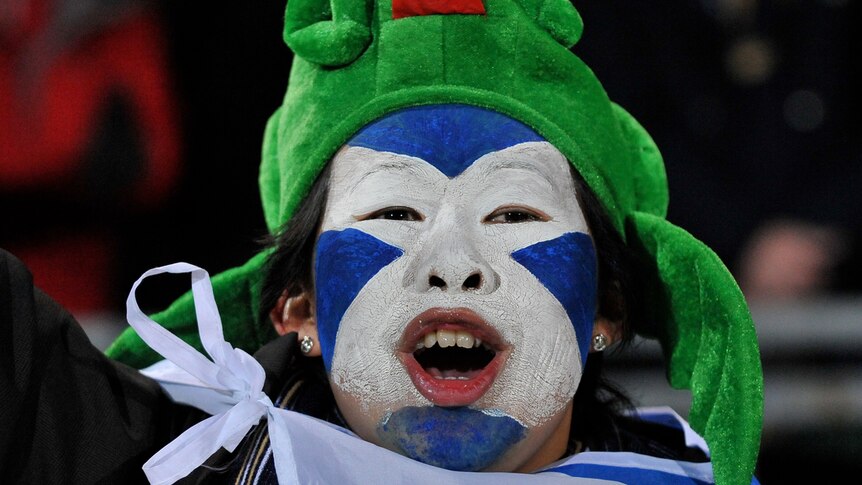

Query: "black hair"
<box><xmin>258</xmin><ymin>161</ymin><xmax>645</xmax><ymax>456</ymax></box>
<box><xmin>259</xmin><ymin>163</ymin><xmax>332</xmax><ymax>325</ymax></box>
<box><xmin>568</xmin><ymin>167</ymin><xmax>644</xmax><ymax>452</ymax></box>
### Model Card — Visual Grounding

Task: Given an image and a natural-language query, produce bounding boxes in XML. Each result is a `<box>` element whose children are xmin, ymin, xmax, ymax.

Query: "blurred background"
<box><xmin>1</xmin><ymin>0</ymin><xmax>859</xmax><ymax>482</ymax></box>
<box><xmin>579</xmin><ymin>1</ymin><xmax>862</xmax><ymax>482</ymax></box>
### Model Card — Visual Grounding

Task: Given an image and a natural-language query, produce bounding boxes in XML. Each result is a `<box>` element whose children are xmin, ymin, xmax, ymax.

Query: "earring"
<box><xmin>592</xmin><ymin>333</ymin><xmax>608</xmax><ymax>352</ymax></box>
<box><xmin>300</xmin><ymin>335</ymin><xmax>315</xmax><ymax>354</ymax></box>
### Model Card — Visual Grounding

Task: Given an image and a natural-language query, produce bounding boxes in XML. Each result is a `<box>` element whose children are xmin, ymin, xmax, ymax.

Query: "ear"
<box><xmin>270</xmin><ymin>291</ymin><xmax>321</xmax><ymax>357</ymax></box>
<box><xmin>591</xmin><ymin>315</ymin><xmax>622</xmax><ymax>353</ymax></box>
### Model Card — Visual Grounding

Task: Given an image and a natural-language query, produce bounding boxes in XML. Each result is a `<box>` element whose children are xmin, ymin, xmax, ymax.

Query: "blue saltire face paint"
<box><xmin>348</xmin><ymin>104</ymin><xmax>544</xmax><ymax>178</ymax></box>
<box><xmin>315</xmin><ymin>228</ymin><xmax>403</xmax><ymax>371</ymax></box>
<box><xmin>512</xmin><ymin>232</ymin><xmax>597</xmax><ymax>365</ymax></box>
<box><xmin>314</xmin><ymin>104</ymin><xmax>598</xmax><ymax>471</ymax></box>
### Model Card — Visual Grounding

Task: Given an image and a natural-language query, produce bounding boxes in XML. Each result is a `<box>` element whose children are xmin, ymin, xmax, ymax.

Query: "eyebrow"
<box><xmin>344</xmin><ymin>143</ymin><xmax>562</xmax><ymax>196</ymax></box>
<box><xmin>481</xmin><ymin>156</ymin><xmax>560</xmax><ymax>189</ymax></box>
<box><xmin>348</xmin><ymin>158</ymin><xmax>431</xmax><ymax>197</ymax></box>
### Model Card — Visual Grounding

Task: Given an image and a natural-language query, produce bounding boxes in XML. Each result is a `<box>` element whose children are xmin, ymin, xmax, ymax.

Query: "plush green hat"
<box><xmin>107</xmin><ymin>1</ymin><xmax>762</xmax><ymax>483</ymax></box>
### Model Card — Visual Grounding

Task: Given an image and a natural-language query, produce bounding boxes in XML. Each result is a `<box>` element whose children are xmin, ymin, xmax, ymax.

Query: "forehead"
<box><xmin>347</xmin><ymin>104</ymin><xmax>545</xmax><ymax>177</ymax></box>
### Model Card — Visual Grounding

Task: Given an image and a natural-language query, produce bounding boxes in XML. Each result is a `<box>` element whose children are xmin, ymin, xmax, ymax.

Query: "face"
<box><xmin>313</xmin><ymin>105</ymin><xmax>597</xmax><ymax>472</ymax></box>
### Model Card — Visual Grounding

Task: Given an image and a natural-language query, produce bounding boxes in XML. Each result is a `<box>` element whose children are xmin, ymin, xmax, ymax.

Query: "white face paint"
<box><xmin>317</xmin><ymin>139</ymin><xmax>595</xmax><ymax>471</ymax></box>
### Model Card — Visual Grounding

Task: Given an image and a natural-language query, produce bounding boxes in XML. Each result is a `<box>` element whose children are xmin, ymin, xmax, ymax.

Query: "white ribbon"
<box><xmin>126</xmin><ymin>263</ymin><xmax>300</xmax><ymax>485</ymax></box>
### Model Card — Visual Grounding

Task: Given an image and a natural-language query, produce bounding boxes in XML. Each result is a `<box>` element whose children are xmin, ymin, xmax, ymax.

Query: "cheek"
<box><xmin>511</xmin><ymin>232</ymin><xmax>598</xmax><ymax>364</ymax></box>
<box><xmin>314</xmin><ymin>228</ymin><xmax>403</xmax><ymax>371</ymax></box>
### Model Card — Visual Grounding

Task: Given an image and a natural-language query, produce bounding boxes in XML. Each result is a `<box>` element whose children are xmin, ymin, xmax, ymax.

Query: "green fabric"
<box><xmin>268</xmin><ymin>0</ymin><xmax>633</xmax><ymax>236</ymax></box>
<box><xmin>106</xmin><ymin>1</ymin><xmax>763</xmax><ymax>483</ymax></box>
<box><xmin>628</xmin><ymin>212</ymin><xmax>763</xmax><ymax>485</ymax></box>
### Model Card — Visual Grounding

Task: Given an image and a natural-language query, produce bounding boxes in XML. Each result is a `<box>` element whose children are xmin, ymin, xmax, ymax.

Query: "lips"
<box><xmin>397</xmin><ymin>308</ymin><xmax>509</xmax><ymax>407</ymax></box>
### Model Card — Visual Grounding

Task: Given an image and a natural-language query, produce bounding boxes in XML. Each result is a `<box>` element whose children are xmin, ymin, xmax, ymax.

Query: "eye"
<box><xmin>360</xmin><ymin>206</ymin><xmax>424</xmax><ymax>222</ymax></box>
<box><xmin>484</xmin><ymin>206</ymin><xmax>549</xmax><ymax>224</ymax></box>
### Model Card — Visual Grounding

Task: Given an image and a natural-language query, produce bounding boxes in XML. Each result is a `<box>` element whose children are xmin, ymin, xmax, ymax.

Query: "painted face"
<box><xmin>314</xmin><ymin>105</ymin><xmax>597</xmax><ymax>472</ymax></box>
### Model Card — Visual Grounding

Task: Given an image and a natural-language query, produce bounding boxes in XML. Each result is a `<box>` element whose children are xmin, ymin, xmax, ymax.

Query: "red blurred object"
<box><xmin>0</xmin><ymin>0</ymin><xmax>181</xmax><ymax>316</ymax></box>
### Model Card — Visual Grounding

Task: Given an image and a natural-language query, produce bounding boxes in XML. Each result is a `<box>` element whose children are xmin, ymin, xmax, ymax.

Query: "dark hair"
<box><xmin>568</xmin><ymin>167</ymin><xmax>644</xmax><ymax>452</ymax></box>
<box><xmin>259</xmin><ymin>163</ymin><xmax>332</xmax><ymax>325</ymax></box>
<box><xmin>259</xmin><ymin>161</ymin><xmax>644</xmax><ymax>454</ymax></box>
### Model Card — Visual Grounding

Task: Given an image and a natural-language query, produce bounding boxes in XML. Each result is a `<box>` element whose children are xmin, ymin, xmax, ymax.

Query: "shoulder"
<box><xmin>609</xmin><ymin>407</ymin><xmax>710</xmax><ymax>462</ymax></box>
<box><xmin>577</xmin><ymin>406</ymin><xmax>710</xmax><ymax>462</ymax></box>
<box><xmin>543</xmin><ymin>407</ymin><xmax>723</xmax><ymax>484</ymax></box>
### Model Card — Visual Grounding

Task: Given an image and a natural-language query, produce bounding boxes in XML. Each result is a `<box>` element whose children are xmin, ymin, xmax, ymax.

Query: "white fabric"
<box><xmin>126</xmin><ymin>263</ymin><xmax>284</xmax><ymax>484</ymax></box>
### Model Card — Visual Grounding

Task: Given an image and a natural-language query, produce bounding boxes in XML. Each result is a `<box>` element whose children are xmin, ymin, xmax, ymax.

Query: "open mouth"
<box><xmin>398</xmin><ymin>308</ymin><xmax>509</xmax><ymax>407</ymax></box>
<box><xmin>414</xmin><ymin>329</ymin><xmax>496</xmax><ymax>379</ymax></box>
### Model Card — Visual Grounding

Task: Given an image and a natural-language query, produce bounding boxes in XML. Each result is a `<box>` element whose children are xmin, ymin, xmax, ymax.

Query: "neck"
<box><xmin>516</xmin><ymin>400</ymin><xmax>574</xmax><ymax>472</ymax></box>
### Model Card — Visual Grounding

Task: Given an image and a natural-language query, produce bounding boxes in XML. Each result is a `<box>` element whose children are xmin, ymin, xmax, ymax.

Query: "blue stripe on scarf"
<box><xmin>545</xmin><ymin>464</ymin><xmax>712</xmax><ymax>485</ymax></box>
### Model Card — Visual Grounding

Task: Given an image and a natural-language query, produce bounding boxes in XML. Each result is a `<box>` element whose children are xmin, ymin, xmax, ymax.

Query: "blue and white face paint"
<box><xmin>315</xmin><ymin>105</ymin><xmax>597</xmax><ymax>472</ymax></box>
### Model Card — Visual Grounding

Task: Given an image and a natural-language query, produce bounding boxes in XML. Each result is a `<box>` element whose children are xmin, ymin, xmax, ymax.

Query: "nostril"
<box><xmin>462</xmin><ymin>273</ymin><xmax>482</xmax><ymax>291</ymax></box>
<box><xmin>429</xmin><ymin>275</ymin><xmax>447</xmax><ymax>289</ymax></box>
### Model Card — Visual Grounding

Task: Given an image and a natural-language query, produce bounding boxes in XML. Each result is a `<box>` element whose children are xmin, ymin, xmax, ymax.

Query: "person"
<box><xmin>1</xmin><ymin>1</ymin><xmax>763</xmax><ymax>483</ymax></box>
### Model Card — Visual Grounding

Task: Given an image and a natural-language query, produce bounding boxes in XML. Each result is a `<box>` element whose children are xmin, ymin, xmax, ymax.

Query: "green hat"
<box><xmin>107</xmin><ymin>1</ymin><xmax>762</xmax><ymax>483</ymax></box>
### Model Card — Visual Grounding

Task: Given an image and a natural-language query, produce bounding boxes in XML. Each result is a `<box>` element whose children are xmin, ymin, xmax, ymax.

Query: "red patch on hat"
<box><xmin>392</xmin><ymin>0</ymin><xmax>486</xmax><ymax>19</ymax></box>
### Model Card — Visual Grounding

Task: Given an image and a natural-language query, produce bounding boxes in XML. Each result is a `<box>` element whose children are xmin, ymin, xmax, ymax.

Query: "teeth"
<box><xmin>418</xmin><ymin>329</ymin><xmax>487</xmax><ymax>350</ymax></box>
<box><xmin>437</xmin><ymin>329</ymin><xmax>456</xmax><ymax>348</ymax></box>
<box><xmin>456</xmin><ymin>331</ymin><xmax>474</xmax><ymax>349</ymax></box>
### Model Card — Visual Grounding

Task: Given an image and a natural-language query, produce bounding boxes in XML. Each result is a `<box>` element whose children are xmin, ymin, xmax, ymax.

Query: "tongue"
<box><xmin>425</xmin><ymin>366</ymin><xmax>483</xmax><ymax>380</ymax></box>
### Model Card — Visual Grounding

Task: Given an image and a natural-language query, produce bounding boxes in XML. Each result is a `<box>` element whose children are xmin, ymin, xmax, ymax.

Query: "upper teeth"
<box><xmin>418</xmin><ymin>330</ymin><xmax>483</xmax><ymax>349</ymax></box>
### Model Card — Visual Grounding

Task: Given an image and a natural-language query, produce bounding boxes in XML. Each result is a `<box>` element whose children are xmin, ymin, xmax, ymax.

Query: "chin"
<box><xmin>331</xmin><ymin>384</ymin><xmax>572</xmax><ymax>473</ymax></box>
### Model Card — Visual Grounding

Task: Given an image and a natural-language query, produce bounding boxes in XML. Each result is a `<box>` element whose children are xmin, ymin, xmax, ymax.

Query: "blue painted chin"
<box><xmin>377</xmin><ymin>406</ymin><xmax>526</xmax><ymax>471</ymax></box>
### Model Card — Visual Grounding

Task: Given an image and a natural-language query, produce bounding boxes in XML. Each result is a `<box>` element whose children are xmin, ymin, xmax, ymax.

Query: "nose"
<box><xmin>427</xmin><ymin>269</ymin><xmax>484</xmax><ymax>291</ymax></box>
<box><xmin>413</xmin><ymin>244</ymin><xmax>499</xmax><ymax>295</ymax></box>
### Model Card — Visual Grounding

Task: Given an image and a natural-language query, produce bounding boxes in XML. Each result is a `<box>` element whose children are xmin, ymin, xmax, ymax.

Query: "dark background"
<box><xmin>112</xmin><ymin>0</ymin><xmax>292</xmax><ymax>312</ymax></box>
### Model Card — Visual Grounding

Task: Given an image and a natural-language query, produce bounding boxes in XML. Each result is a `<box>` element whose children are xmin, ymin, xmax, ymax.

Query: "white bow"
<box><xmin>126</xmin><ymin>263</ymin><xmax>301</xmax><ymax>484</ymax></box>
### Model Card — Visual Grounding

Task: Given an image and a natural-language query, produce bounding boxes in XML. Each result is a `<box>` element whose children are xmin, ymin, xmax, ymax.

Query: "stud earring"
<box><xmin>592</xmin><ymin>333</ymin><xmax>608</xmax><ymax>352</ymax></box>
<box><xmin>300</xmin><ymin>335</ymin><xmax>315</xmax><ymax>354</ymax></box>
